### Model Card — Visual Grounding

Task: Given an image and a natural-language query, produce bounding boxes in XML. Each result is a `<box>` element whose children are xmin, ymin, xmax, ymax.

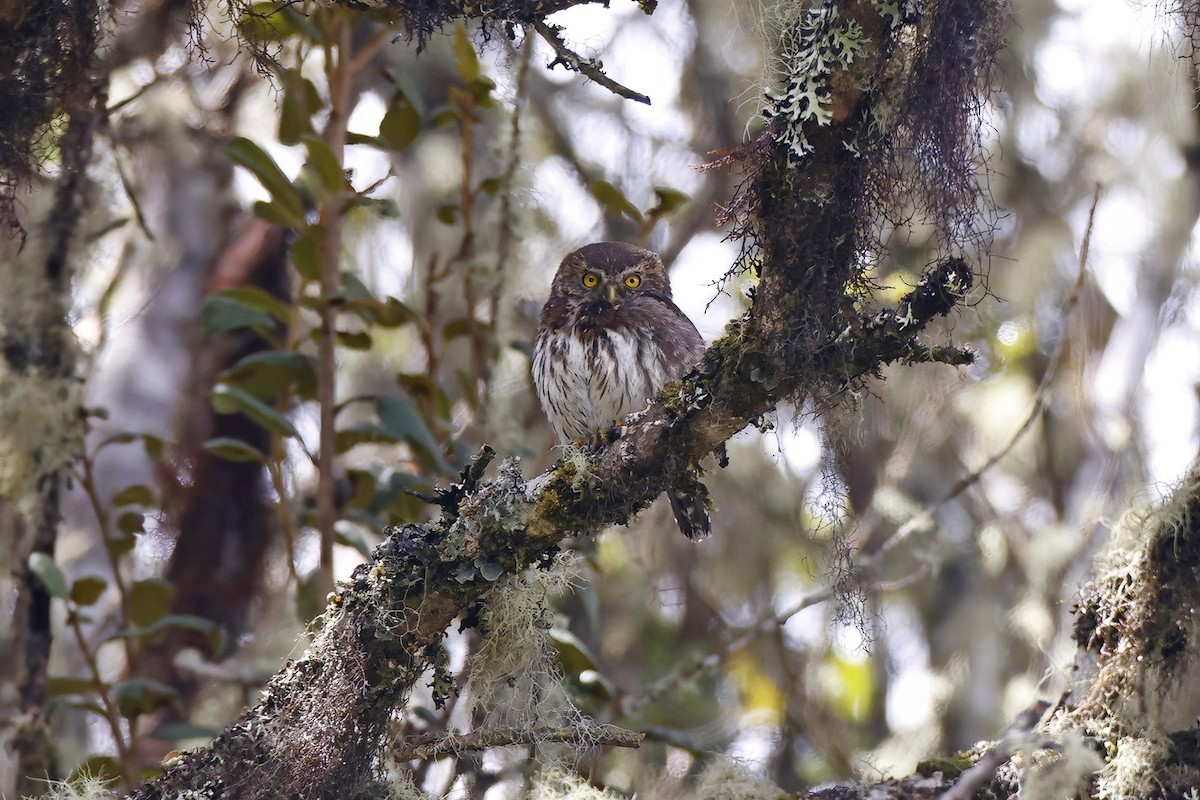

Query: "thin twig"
<box><xmin>532</xmin><ymin>20</ymin><xmax>651</xmax><ymax>105</ymax></box>
<box><xmin>874</xmin><ymin>184</ymin><xmax>1103</xmax><ymax>559</ymax></box>
<box><xmin>394</xmin><ymin>723</ymin><xmax>644</xmax><ymax>761</ymax></box>
<box><xmin>620</xmin><ymin>566</ymin><xmax>928</xmax><ymax>716</ymax></box>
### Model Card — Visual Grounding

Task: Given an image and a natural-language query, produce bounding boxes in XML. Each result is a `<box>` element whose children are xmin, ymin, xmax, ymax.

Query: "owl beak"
<box><xmin>605</xmin><ymin>284</ymin><xmax>619</xmax><ymax>305</ymax></box>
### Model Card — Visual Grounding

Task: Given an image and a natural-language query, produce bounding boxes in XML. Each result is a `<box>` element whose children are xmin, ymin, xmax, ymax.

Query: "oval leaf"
<box><xmin>201</xmin><ymin>293</ymin><xmax>277</xmax><ymax>336</ymax></box>
<box><xmin>376</xmin><ymin>395</ymin><xmax>450</xmax><ymax>473</ymax></box>
<box><xmin>67</xmin><ymin>755</ymin><xmax>122</xmax><ymax>783</ymax></box>
<box><xmin>301</xmin><ymin>133</ymin><xmax>345</xmax><ymax>193</ymax></box>
<box><xmin>202</xmin><ymin>437</ymin><xmax>268</xmax><ymax>463</ymax></box>
<box><xmin>379</xmin><ymin>91</ymin><xmax>423</xmax><ymax>152</ymax></box>
<box><xmin>649</xmin><ymin>186</ymin><xmax>690</xmax><ymax>217</ymax></box>
<box><xmin>117</xmin><ymin>510</ymin><xmax>145</xmax><ymax>536</ymax></box>
<box><xmin>111</xmin><ymin>484</ymin><xmax>154</xmax><ymax>507</ymax></box>
<box><xmin>212</xmin><ymin>383</ymin><xmax>299</xmax><ymax>437</ymax></box>
<box><xmin>28</xmin><ymin>552</ymin><xmax>68</xmax><ymax>599</ymax></box>
<box><xmin>114</xmin><ymin>678</ymin><xmax>181</xmax><ymax>719</ymax></box>
<box><xmin>70</xmin><ymin>575</ymin><xmax>109</xmax><ymax>606</ymax></box>
<box><xmin>225</xmin><ymin>137</ymin><xmax>305</xmax><ymax>220</ymax></box>
<box><xmin>49</xmin><ymin>675</ymin><xmax>100</xmax><ymax>696</ymax></box>
<box><xmin>218</xmin><ymin>349</ymin><xmax>317</xmax><ymax>400</ymax></box>
<box><xmin>588</xmin><ymin>180</ymin><xmax>644</xmax><ymax>223</ymax></box>
<box><xmin>129</xmin><ymin>578</ymin><xmax>174</xmax><ymax>627</ymax></box>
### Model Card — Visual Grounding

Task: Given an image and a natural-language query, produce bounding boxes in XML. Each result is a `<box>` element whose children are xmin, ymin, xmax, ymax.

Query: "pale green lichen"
<box><xmin>761</xmin><ymin>0</ymin><xmax>873</xmax><ymax>160</ymax></box>
<box><xmin>467</xmin><ymin>555</ymin><xmax>580</xmax><ymax>732</ymax></box>
<box><xmin>23</xmin><ymin>774</ymin><xmax>115</xmax><ymax>800</ymax></box>
<box><xmin>695</xmin><ymin>758</ymin><xmax>788</xmax><ymax>800</ymax></box>
<box><xmin>529</xmin><ymin>767</ymin><xmax>622</xmax><ymax>800</ymax></box>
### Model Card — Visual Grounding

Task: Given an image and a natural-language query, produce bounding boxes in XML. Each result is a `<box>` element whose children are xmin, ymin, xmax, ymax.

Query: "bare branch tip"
<box><xmin>532</xmin><ymin>19</ymin><xmax>651</xmax><ymax>105</ymax></box>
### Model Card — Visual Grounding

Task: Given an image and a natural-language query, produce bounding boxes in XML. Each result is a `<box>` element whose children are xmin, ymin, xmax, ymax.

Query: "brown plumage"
<box><xmin>532</xmin><ymin>241</ymin><xmax>711</xmax><ymax>539</ymax></box>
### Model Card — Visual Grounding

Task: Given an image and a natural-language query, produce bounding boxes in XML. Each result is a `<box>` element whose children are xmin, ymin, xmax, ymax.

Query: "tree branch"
<box><xmin>393</xmin><ymin>723</ymin><xmax>643</xmax><ymax>761</ymax></box>
<box><xmin>531</xmin><ymin>20</ymin><xmax>651</xmax><ymax>105</ymax></box>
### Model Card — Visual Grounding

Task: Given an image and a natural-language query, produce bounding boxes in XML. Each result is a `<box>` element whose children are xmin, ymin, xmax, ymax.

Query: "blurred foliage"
<box><xmin>6</xmin><ymin>0</ymin><xmax>1200</xmax><ymax>796</ymax></box>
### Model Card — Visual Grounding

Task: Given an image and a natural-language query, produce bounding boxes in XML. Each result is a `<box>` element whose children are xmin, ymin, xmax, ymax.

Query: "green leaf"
<box><xmin>238</xmin><ymin>2</ymin><xmax>302</xmax><ymax>44</ymax></box>
<box><xmin>112</xmin><ymin>484</ymin><xmax>154</xmax><ymax>507</ymax></box>
<box><xmin>291</xmin><ymin>232</ymin><xmax>319</xmax><ymax>281</ymax></box>
<box><xmin>212</xmin><ymin>383</ymin><xmax>299</xmax><ymax>437</ymax></box>
<box><xmin>129</xmin><ymin>578</ymin><xmax>174</xmax><ymax>627</ymax></box>
<box><xmin>137</xmin><ymin>614</ymin><xmax>225</xmax><ymax>653</ymax></box>
<box><xmin>202</xmin><ymin>292</ymin><xmax>275</xmax><ymax>335</ymax></box>
<box><xmin>202</xmin><ymin>288</ymin><xmax>291</xmax><ymax>335</ymax></box>
<box><xmin>376</xmin><ymin>395</ymin><xmax>449</xmax><ymax>472</ymax></box>
<box><xmin>301</xmin><ymin>134</ymin><xmax>345</xmax><ymax>193</ymax></box>
<box><xmin>141</xmin><ymin>434</ymin><xmax>164</xmax><ymax>460</ymax></box>
<box><xmin>116</xmin><ymin>510</ymin><xmax>145</xmax><ymax>536</ymax></box>
<box><xmin>219</xmin><ymin>349</ymin><xmax>317</xmax><ymax>400</ymax></box>
<box><xmin>379</xmin><ymin>90</ymin><xmax>422</xmax><ymax>152</ymax></box>
<box><xmin>549</xmin><ymin>628</ymin><xmax>601</xmax><ymax>676</ymax></box>
<box><xmin>397</xmin><ymin>372</ymin><xmax>452</xmax><ymax>421</ymax></box>
<box><xmin>85</xmin><ymin>406</ymin><xmax>111</xmax><ymax>420</ymax></box>
<box><xmin>352</xmin><ymin>295</ymin><xmax>415</xmax><ymax>328</ymax></box>
<box><xmin>648</xmin><ymin>186</ymin><xmax>690</xmax><ymax>218</ymax></box>
<box><xmin>202</xmin><ymin>437</ymin><xmax>268</xmax><ymax>463</ymax></box>
<box><xmin>225</xmin><ymin>137</ymin><xmax>305</xmax><ymax>221</ymax></box>
<box><xmin>335</xmin><ymin>423</ymin><xmax>393</xmax><ymax>454</ymax></box>
<box><xmin>67</xmin><ymin>755</ymin><xmax>122</xmax><ymax>783</ymax></box>
<box><xmin>334</xmin><ymin>520</ymin><xmax>375</xmax><ymax>559</ymax></box>
<box><xmin>279</xmin><ymin>70</ymin><xmax>322</xmax><ymax>145</ymax></box>
<box><xmin>148</xmin><ymin>721</ymin><xmax>222</xmax><ymax>742</ymax></box>
<box><xmin>95</xmin><ymin>432</ymin><xmax>162</xmax><ymax>464</ymax></box>
<box><xmin>28</xmin><ymin>553</ymin><xmax>68</xmax><ymax>599</ymax></box>
<box><xmin>336</xmin><ymin>330</ymin><xmax>373</xmax><ymax>350</ymax></box>
<box><xmin>346</xmin><ymin>132</ymin><xmax>385</xmax><ymax>147</ymax></box>
<box><xmin>435</xmin><ymin>204</ymin><xmax>458</xmax><ymax>225</ymax></box>
<box><xmin>253</xmin><ymin>198</ymin><xmax>305</xmax><ymax>228</ymax></box>
<box><xmin>358</xmin><ymin>194</ymin><xmax>401</xmax><ymax>220</ymax></box>
<box><xmin>373</xmin><ymin>296</ymin><xmax>416</xmax><ymax>326</ymax></box>
<box><xmin>48</xmin><ymin>675</ymin><xmax>100</xmax><ymax>696</ymax></box>
<box><xmin>106</xmin><ymin>532</ymin><xmax>136</xmax><ymax>558</ymax></box>
<box><xmin>340</xmin><ymin>271</ymin><xmax>377</xmax><ymax>302</ymax></box>
<box><xmin>443</xmin><ymin>317</ymin><xmax>490</xmax><ymax>340</ymax></box>
<box><xmin>466</xmin><ymin>75</ymin><xmax>497</xmax><ymax>105</ymax></box>
<box><xmin>478</xmin><ymin>177</ymin><xmax>502</xmax><ymax>196</ymax></box>
<box><xmin>587</xmin><ymin>180</ymin><xmax>644</xmax><ymax>223</ymax></box>
<box><xmin>70</xmin><ymin>575</ymin><xmax>108</xmax><ymax>606</ymax></box>
<box><xmin>452</xmin><ymin>26</ymin><xmax>481</xmax><ymax>81</ymax></box>
<box><xmin>114</xmin><ymin>678</ymin><xmax>181</xmax><ymax>719</ymax></box>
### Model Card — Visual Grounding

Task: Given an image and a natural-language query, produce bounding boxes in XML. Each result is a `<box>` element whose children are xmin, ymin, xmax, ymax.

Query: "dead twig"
<box><xmin>532</xmin><ymin>20</ymin><xmax>651</xmax><ymax>105</ymax></box>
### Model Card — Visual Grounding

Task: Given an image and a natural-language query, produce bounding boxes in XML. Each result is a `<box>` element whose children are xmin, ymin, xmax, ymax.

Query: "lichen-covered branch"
<box><xmin>394</xmin><ymin>722</ymin><xmax>644</xmax><ymax>761</ymax></box>
<box><xmin>532</xmin><ymin>20</ymin><xmax>651</xmax><ymax>104</ymax></box>
<box><xmin>130</xmin><ymin>2</ymin><xmax>999</xmax><ymax>796</ymax></box>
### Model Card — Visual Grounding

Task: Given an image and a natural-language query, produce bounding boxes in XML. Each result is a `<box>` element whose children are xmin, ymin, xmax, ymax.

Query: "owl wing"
<box><xmin>644</xmin><ymin>295</ymin><xmax>705</xmax><ymax>381</ymax></box>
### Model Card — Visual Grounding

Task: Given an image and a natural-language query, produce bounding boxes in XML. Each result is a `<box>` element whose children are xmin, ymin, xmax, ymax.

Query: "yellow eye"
<box><xmin>624</xmin><ymin>273</ymin><xmax>641</xmax><ymax>289</ymax></box>
<box><xmin>582</xmin><ymin>272</ymin><xmax>600</xmax><ymax>288</ymax></box>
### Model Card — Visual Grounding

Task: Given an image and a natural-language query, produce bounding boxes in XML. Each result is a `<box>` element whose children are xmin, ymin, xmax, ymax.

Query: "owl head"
<box><xmin>548</xmin><ymin>241</ymin><xmax>673</xmax><ymax>308</ymax></box>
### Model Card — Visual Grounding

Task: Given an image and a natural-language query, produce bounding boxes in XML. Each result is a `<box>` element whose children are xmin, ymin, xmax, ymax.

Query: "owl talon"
<box><xmin>572</xmin><ymin>425</ymin><xmax>621</xmax><ymax>452</ymax></box>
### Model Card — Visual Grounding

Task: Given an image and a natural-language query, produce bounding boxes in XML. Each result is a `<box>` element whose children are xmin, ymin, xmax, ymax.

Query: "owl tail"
<box><xmin>667</xmin><ymin>474</ymin><xmax>712</xmax><ymax>540</ymax></box>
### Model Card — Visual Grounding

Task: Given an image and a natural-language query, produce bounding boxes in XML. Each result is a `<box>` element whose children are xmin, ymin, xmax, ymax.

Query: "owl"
<box><xmin>533</xmin><ymin>241</ymin><xmax>711</xmax><ymax>539</ymax></box>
